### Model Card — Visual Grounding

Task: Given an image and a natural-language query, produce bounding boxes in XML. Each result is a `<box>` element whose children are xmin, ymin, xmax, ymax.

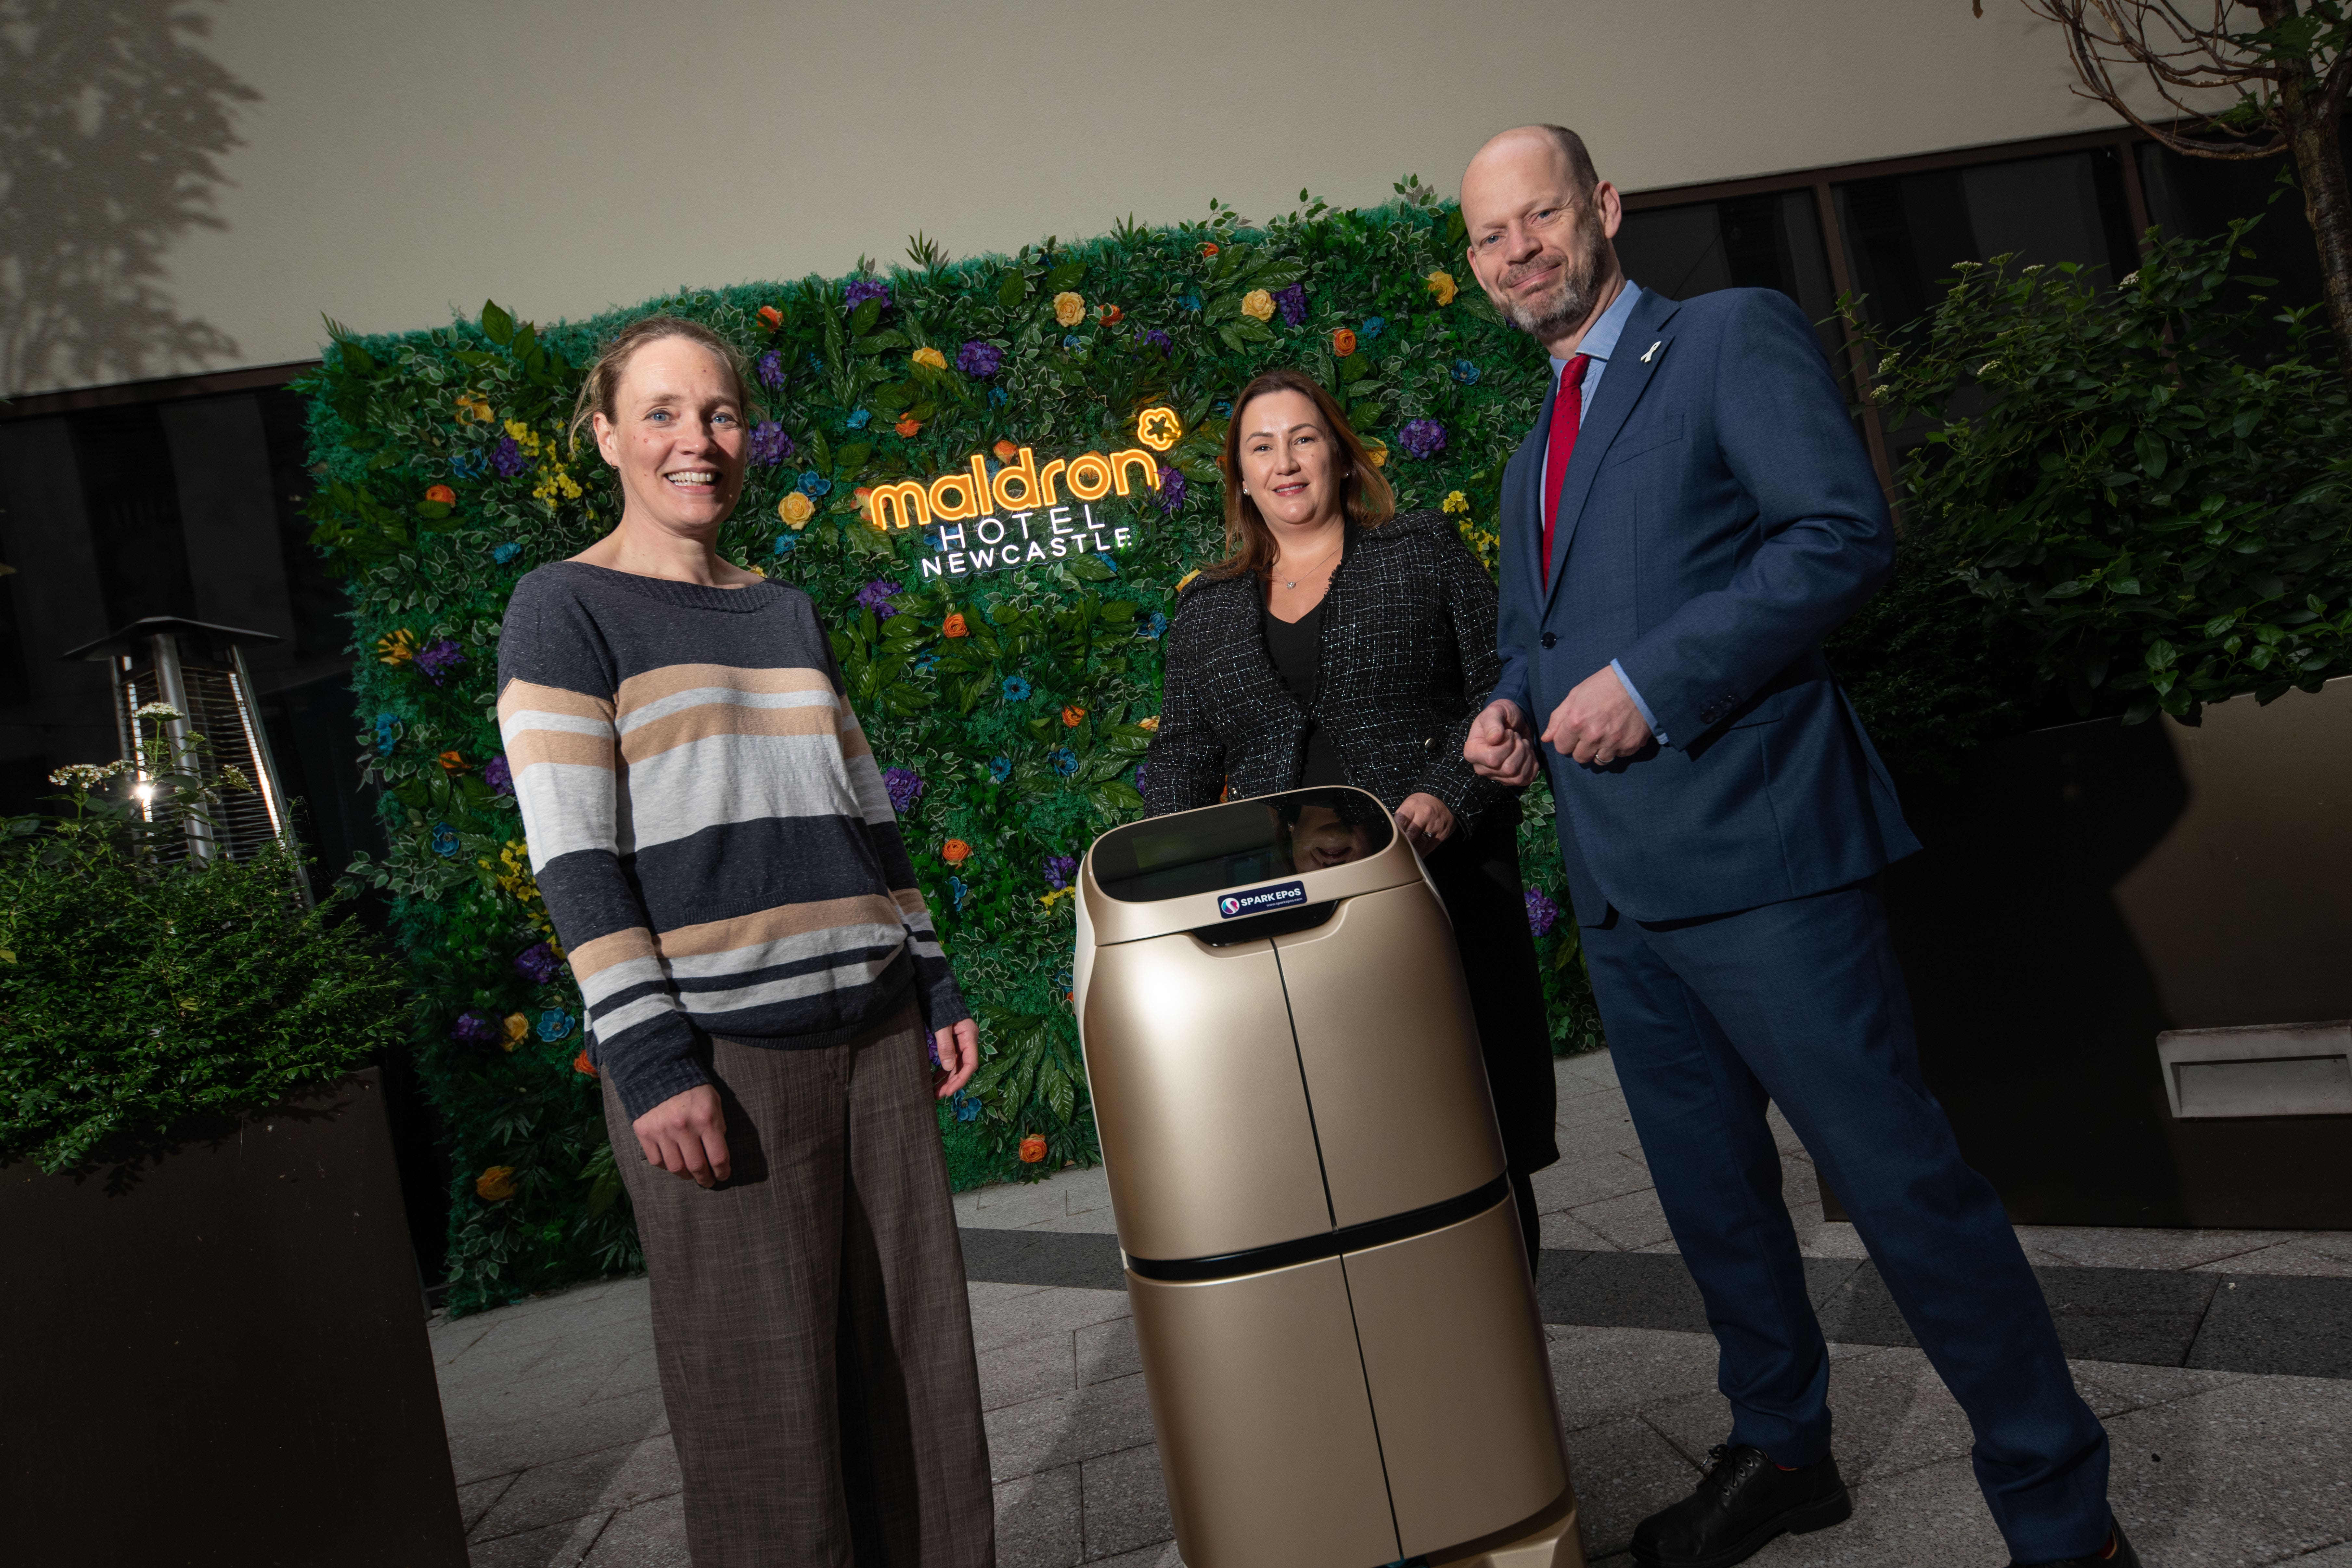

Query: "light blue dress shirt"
<box><xmin>1544</xmin><ymin>280</ymin><xmax>1669</xmax><ymax>745</ymax></box>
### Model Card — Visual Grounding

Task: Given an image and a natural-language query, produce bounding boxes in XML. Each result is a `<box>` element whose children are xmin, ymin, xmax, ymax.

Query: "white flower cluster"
<box><xmin>48</xmin><ymin>760</ymin><xmax>131</xmax><ymax>789</ymax></box>
<box><xmin>132</xmin><ymin>701</ymin><xmax>183</xmax><ymax>722</ymax></box>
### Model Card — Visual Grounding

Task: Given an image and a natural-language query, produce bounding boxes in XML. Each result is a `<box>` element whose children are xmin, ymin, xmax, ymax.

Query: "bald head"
<box><xmin>1461</xmin><ymin>124</ymin><xmax>1623</xmax><ymax>354</ymax></box>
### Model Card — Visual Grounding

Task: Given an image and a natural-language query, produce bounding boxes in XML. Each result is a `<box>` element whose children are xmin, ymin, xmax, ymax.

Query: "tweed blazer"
<box><xmin>1143</xmin><ymin>509</ymin><xmax>1513</xmax><ymax>827</ymax></box>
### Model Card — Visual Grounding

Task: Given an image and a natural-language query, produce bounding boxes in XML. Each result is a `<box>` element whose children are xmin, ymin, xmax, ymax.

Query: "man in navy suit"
<box><xmin>1459</xmin><ymin>126</ymin><xmax>2135</xmax><ymax>1568</ymax></box>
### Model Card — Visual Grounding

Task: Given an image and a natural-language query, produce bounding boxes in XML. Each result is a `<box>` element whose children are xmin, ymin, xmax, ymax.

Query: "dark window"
<box><xmin>256</xmin><ymin>386</ymin><xmax>347</xmax><ymax>659</ymax></box>
<box><xmin>1616</xmin><ymin>188</ymin><xmax>1843</xmax><ymax>366</ymax></box>
<box><xmin>1836</xmin><ymin>148</ymin><xmax>2140</xmax><ymax>336</ymax></box>
<box><xmin>67</xmin><ymin>402</ymin><xmax>198</xmax><ymax>630</ymax></box>
<box><xmin>2135</xmin><ymin>128</ymin><xmax>2352</xmax><ymax>360</ymax></box>
<box><xmin>0</xmin><ymin>468</ymin><xmax>32</xmax><ymax>709</ymax></box>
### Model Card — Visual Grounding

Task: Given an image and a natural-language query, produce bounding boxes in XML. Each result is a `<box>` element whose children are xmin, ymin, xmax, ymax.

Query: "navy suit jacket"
<box><xmin>1492</xmin><ymin>285</ymin><xmax>1920</xmax><ymax>925</ymax></box>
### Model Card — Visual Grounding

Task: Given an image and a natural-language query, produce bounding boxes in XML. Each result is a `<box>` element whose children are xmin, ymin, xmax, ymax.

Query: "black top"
<box><xmin>1259</xmin><ymin>598</ymin><xmax>1347</xmax><ymax>787</ymax></box>
<box><xmin>1144</xmin><ymin>509</ymin><xmax>1515</xmax><ymax>830</ymax></box>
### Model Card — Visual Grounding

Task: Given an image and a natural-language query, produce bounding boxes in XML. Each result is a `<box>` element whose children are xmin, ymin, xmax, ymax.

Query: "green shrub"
<box><xmin>1856</xmin><ymin>220</ymin><xmax>2352</xmax><ymax>725</ymax></box>
<box><xmin>0</xmin><ymin>757</ymin><xmax>405</xmax><ymax>1173</ymax></box>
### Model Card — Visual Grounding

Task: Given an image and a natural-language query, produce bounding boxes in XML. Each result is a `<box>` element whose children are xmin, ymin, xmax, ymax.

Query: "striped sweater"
<box><xmin>496</xmin><ymin>562</ymin><xmax>967</xmax><ymax>1120</ymax></box>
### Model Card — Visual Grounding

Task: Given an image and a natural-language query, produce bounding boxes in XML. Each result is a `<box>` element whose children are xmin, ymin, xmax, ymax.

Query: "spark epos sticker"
<box><xmin>1218</xmin><ymin>880</ymin><xmax>1307</xmax><ymax>919</ymax></box>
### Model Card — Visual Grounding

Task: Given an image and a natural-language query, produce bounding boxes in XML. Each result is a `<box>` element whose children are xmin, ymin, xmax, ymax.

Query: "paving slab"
<box><xmin>469</xmin><ymin>1435</ymin><xmax>678</xmax><ymax>1542</ymax></box>
<box><xmin>2190</xmin><ymin>1275</ymin><xmax>2352</xmax><ymax>1379</ymax></box>
<box><xmin>967</xmin><ymin>1278</ymin><xmax>1132</xmax><ymax>1355</ymax></box>
<box><xmin>467</xmin><ymin>1508</ymin><xmax>608</xmax><ymax>1568</ymax></box>
<box><xmin>993</xmin><ymin>1462</ymin><xmax>1083</xmax><ymax>1568</ymax></box>
<box><xmin>1081</xmin><ymin>1441</ymin><xmax>1175</xmax><ymax>1560</ymax></box>
<box><xmin>983</xmin><ymin>1370</ymin><xmax>1159</xmax><ymax>1484</ymax></box>
<box><xmin>1076</xmin><ymin>1313</ymin><xmax>1143</xmax><ymax>1387</ymax></box>
<box><xmin>2100</xmin><ymin>1376</ymin><xmax>2352</xmax><ymax>1565</ymax></box>
<box><xmin>1543</xmin><ymin>1324</ymin><xmax>1721</xmax><ymax>1434</ymax></box>
<box><xmin>1561</xmin><ymin>1415</ymin><xmax>1704</xmax><ymax>1559</ymax></box>
<box><xmin>578</xmin><ymin>1495</ymin><xmax>688</xmax><ymax>1567</ymax></box>
<box><xmin>980</xmin><ymin>1327</ymin><xmax>1080</xmax><ymax>1413</ymax></box>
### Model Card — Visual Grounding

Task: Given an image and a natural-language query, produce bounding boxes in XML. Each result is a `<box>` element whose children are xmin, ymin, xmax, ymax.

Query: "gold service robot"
<box><xmin>1076</xmin><ymin>786</ymin><xmax>1583</xmax><ymax>1568</ymax></box>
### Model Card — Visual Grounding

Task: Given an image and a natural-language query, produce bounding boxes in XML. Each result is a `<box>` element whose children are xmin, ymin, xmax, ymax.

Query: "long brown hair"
<box><xmin>1209</xmin><ymin>367</ymin><xmax>1396</xmax><ymax>582</ymax></box>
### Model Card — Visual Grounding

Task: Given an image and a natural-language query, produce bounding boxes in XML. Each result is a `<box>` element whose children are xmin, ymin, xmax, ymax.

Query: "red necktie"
<box><xmin>1541</xmin><ymin>353</ymin><xmax>1591</xmax><ymax>589</ymax></box>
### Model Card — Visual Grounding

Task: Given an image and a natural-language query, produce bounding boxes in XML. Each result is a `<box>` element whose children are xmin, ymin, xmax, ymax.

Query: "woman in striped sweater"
<box><xmin>498</xmin><ymin>316</ymin><xmax>994</xmax><ymax>1567</ymax></box>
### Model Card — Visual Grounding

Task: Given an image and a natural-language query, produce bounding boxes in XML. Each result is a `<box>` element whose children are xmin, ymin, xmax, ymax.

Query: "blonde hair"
<box><xmin>1210</xmin><ymin>367</ymin><xmax>1396</xmax><ymax>582</ymax></box>
<box><xmin>566</xmin><ymin>314</ymin><xmax>752</xmax><ymax>458</ymax></box>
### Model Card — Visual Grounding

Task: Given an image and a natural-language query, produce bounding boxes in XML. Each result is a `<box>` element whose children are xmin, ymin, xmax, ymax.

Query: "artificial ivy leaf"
<box><xmin>480</xmin><ymin>301</ymin><xmax>515</xmax><ymax>344</ymax></box>
<box><xmin>997</xmin><ymin>272</ymin><xmax>1028</xmax><ymax>311</ymax></box>
<box><xmin>834</xmin><ymin>442</ymin><xmax>873</xmax><ymax>477</ymax></box>
<box><xmin>1044</xmin><ymin>261</ymin><xmax>1085</xmax><ymax>292</ymax></box>
<box><xmin>1068</xmin><ymin>554</ymin><xmax>1115</xmax><ymax>583</ymax></box>
<box><xmin>849</xmin><ymin>298</ymin><xmax>884</xmax><ymax>337</ymax></box>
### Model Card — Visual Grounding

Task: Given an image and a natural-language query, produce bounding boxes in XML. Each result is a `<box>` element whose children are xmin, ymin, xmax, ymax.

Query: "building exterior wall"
<box><xmin>4</xmin><ymin>0</ymin><xmax>2162</xmax><ymax>400</ymax></box>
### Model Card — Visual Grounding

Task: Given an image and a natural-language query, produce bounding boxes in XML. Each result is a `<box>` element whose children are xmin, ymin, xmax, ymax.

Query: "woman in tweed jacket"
<box><xmin>1143</xmin><ymin>367</ymin><xmax>1560</xmax><ymax>1259</ymax></box>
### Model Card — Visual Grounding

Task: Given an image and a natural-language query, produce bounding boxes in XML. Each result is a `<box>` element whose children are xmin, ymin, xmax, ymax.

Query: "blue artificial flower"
<box><xmin>988</xmin><ymin>756</ymin><xmax>1012</xmax><ymax>783</ymax></box>
<box><xmin>797</xmin><ymin>470</ymin><xmax>832</xmax><ymax>497</ymax></box>
<box><xmin>1361</xmin><ymin>315</ymin><xmax>1386</xmax><ymax>340</ymax></box>
<box><xmin>1096</xmin><ymin>552</ymin><xmax>1119</xmax><ymax>574</ymax></box>
<box><xmin>448</xmin><ymin>449</ymin><xmax>484</xmax><ymax>480</ymax></box>
<box><xmin>948</xmin><ymin>875</ymin><xmax>970</xmax><ymax>908</ymax></box>
<box><xmin>374</xmin><ymin>712</ymin><xmax>399</xmax><ymax>756</ymax></box>
<box><xmin>1214</xmin><ymin>400</ymin><xmax>1232</xmax><ymax>416</ymax></box>
<box><xmin>1002</xmin><ymin>676</ymin><xmax>1031</xmax><ymax>702</ymax></box>
<box><xmin>913</xmin><ymin>651</ymin><xmax>938</xmax><ymax>673</ymax></box>
<box><xmin>953</xmin><ymin>1089</ymin><xmax>981</xmax><ymax>1122</ymax></box>
<box><xmin>1451</xmin><ymin>358</ymin><xmax>1481</xmax><ymax>385</ymax></box>
<box><xmin>989</xmin><ymin>387</ymin><xmax>1008</xmax><ymax>406</ymax></box>
<box><xmin>491</xmin><ymin>541</ymin><xmax>521</xmax><ymax>564</ymax></box>
<box><xmin>430</xmin><ymin>821</ymin><xmax>460</xmax><ymax>857</ymax></box>
<box><xmin>1140</xmin><ymin>611</ymin><xmax>1168</xmax><ymax>640</ymax></box>
<box><xmin>773</xmin><ymin>533</ymin><xmax>798</xmax><ymax>555</ymax></box>
<box><xmin>845</xmin><ymin>407</ymin><xmax>872</xmax><ymax>429</ymax></box>
<box><xmin>1063</xmin><ymin>334</ymin><xmax>1082</xmax><ymax>350</ymax></box>
<box><xmin>535</xmin><ymin>1007</ymin><xmax>576</xmax><ymax>1043</ymax></box>
<box><xmin>1179</xmin><ymin>291</ymin><xmax>1202</xmax><ymax>312</ymax></box>
<box><xmin>806</xmin><ymin>351</ymin><xmax>824</xmax><ymax>372</ymax></box>
<box><xmin>1049</xmin><ymin>747</ymin><xmax>1078</xmax><ymax>777</ymax></box>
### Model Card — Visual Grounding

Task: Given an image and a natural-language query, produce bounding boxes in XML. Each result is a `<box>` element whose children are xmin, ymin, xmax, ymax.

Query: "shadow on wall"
<box><xmin>0</xmin><ymin>0</ymin><xmax>256</xmax><ymax>396</ymax></box>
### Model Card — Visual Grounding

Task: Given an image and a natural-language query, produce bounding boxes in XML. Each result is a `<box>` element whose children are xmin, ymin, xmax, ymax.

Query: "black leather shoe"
<box><xmin>1630</xmin><ymin>1443</ymin><xmax>1852</xmax><ymax>1567</ymax></box>
<box><xmin>2009</xmin><ymin>1519</ymin><xmax>2141</xmax><ymax>1567</ymax></box>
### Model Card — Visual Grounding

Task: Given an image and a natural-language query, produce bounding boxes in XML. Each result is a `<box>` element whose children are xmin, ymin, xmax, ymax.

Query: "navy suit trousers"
<box><xmin>1578</xmin><ymin>878</ymin><xmax>2112</xmax><ymax>1562</ymax></box>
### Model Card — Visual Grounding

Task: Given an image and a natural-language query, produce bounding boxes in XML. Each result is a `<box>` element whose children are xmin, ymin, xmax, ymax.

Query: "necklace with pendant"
<box><xmin>1277</xmin><ymin>536</ymin><xmax>1342</xmax><ymax>591</ymax></box>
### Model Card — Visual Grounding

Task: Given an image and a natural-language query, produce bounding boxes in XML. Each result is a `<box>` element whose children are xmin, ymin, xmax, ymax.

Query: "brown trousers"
<box><xmin>606</xmin><ymin>1000</ymin><xmax>996</xmax><ymax>1567</ymax></box>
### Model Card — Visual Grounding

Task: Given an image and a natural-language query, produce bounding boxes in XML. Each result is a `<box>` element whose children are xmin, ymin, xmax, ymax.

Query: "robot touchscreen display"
<box><xmin>1091</xmin><ymin>787</ymin><xmax>1393</xmax><ymax>902</ymax></box>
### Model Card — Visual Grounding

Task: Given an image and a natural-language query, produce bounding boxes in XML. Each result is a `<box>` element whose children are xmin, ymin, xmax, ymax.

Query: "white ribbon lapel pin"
<box><xmin>1639</xmin><ymin>340</ymin><xmax>1664</xmax><ymax>364</ymax></box>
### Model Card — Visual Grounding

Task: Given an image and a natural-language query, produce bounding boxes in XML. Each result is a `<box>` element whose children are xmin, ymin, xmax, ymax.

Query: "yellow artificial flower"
<box><xmin>1442</xmin><ymin>490</ymin><xmax>1471</xmax><ymax>515</ymax></box>
<box><xmin>1365</xmin><ymin>440</ymin><xmax>1389</xmax><ymax>469</ymax></box>
<box><xmin>455</xmin><ymin>393</ymin><xmax>495</xmax><ymax>424</ymax></box>
<box><xmin>475</xmin><ymin>1166</ymin><xmax>518</xmax><ymax>1202</ymax></box>
<box><xmin>1041</xmin><ymin>886</ymin><xmax>1074</xmax><ymax>908</ymax></box>
<box><xmin>1138</xmin><ymin>715</ymin><xmax>1160</xmax><ymax>732</ymax></box>
<box><xmin>744</xmin><ymin>563</ymin><xmax>767</xmax><ymax>578</ymax></box>
<box><xmin>375</xmin><ymin>628</ymin><xmax>418</xmax><ymax>666</ymax></box>
<box><xmin>911</xmin><ymin>346</ymin><xmax>947</xmax><ymax>371</ymax></box>
<box><xmin>1240</xmin><ymin>289</ymin><xmax>1275</xmax><ymax>322</ymax></box>
<box><xmin>501</xmin><ymin>1013</ymin><xmax>529</xmax><ymax>1052</ymax></box>
<box><xmin>778</xmin><ymin>492</ymin><xmax>816</xmax><ymax>528</ymax></box>
<box><xmin>1175</xmin><ymin>568</ymin><xmax>1202</xmax><ymax>593</ymax></box>
<box><xmin>1053</xmin><ymin>292</ymin><xmax>1086</xmax><ymax>327</ymax></box>
<box><xmin>1426</xmin><ymin>270</ymin><xmax>1459</xmax><ymax>306</ymax></box>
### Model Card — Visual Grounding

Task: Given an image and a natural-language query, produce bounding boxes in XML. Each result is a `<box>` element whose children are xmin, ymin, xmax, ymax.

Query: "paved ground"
<box><xmin>432</xmin><ymin>1052</ymin><xmax>2352</xmax><ymax>1566</ymax></box>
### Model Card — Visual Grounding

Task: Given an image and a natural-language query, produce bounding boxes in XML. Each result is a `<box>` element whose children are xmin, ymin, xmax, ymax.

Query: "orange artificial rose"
<box><xmin>425</xmin><ymin>483</ymin><xmax>457</xmax><ymax>505</ymax></box>
<box><xmin>758</xmin><ymin>305</ymin><xmax>784</xmax><ymax>329</ymax></box>
<box><xmin>994</xmin><ymin>440</ymin><xmax>1019</xmax><ymax>461</ymax></box>
<box><xmin>895</xmin><ymin>416</ymin><xmax>923</xmax><ymax>437</ymax></box>
<box><xmin>943</xmin><ymin>612</ymin><xmax>970</xmax><ymax>637</ymax></box>
<box><xmin>1100</xmin><ymin>304</ymin><xmax>1124</xmax><ymax>324</ymax></box>
<box><xmin>438</xmin><ymin>750</ymin><xmax>467</xmax><ymax>773</ymax></box>
<box><xmin>1201</xmin><ymin>243</ymin><xmax>1220</xmax><ymax>257</ymax></box>
<box><xmin>941</xmin><ymin>839</ymin><xmax>972</xmax><ymax>865</ymax></box>
<box><xmin>1061</xmin><ymin>704</ymin><xmax>1086</xmax><ymax>727</ymax></box>
<box><xmin>1331</xmin><ymin>328</ymin><xmax>1357</xmax><ymax>358</ymax></box>
<box><xmin>476</xmin><ymin>1165</ymin><xmax>518</xmax><ymax>1202</ymax></box>
<box><xmin>1018</xmin><ymin>1134</ymin><xmax>1048</xmax><ymax>1163</ymax></box>
<box><xmin>572</xmin><ymin>1048</ymin><xmax>598</xmax><ymax>1077</ymax></box>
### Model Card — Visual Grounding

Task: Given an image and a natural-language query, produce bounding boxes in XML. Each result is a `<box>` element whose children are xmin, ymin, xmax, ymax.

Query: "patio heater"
<box><xmin>61</xmin><ymin>617</ymin><xmax>306</xmax><ymax>897</ymax></box>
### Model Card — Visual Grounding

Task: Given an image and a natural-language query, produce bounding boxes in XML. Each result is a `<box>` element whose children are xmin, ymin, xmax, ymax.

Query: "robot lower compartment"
<box><xmin>1076</xmin><ymin>788</ymin><xmax>1584</xmax><ymax>1568</ymax></box>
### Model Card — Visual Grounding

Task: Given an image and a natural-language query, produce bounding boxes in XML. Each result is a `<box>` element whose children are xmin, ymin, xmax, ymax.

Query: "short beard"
<box><xmin>1498</xmin><ymin>221</ymin><xmax>1608</xmax><ymax>341</ymax></box>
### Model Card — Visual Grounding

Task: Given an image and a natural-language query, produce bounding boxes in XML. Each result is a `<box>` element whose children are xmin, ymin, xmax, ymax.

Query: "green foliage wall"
<box><xmin>305</xmin><ymin>185</ymin><xmax>1605</xmax><ymax>1314</ymax></box>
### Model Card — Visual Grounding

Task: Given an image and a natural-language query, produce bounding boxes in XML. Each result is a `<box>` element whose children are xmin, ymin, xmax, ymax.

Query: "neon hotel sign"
<box><xmin>869</xmin><ymin>406</ymin><xmax>1183</xmax><ymax>581</ymax></box>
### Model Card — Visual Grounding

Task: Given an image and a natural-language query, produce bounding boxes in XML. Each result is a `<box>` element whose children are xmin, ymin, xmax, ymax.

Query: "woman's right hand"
<box><xmin>633</xmin><ymin>1084</ymin><xmax>732</xmax><ymax>1188</ymax></box>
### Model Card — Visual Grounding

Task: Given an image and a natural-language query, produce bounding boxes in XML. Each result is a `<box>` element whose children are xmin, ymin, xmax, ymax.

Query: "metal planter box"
<box><xmin>1</xmin><ymin>1068</ymin><xmax>468</xmax><ymax>1566</ymax></box>
<box><xmin>1864</xmin><ymin>674</ymin><xmax>2352</xmax><ymax>1229</ymax></box>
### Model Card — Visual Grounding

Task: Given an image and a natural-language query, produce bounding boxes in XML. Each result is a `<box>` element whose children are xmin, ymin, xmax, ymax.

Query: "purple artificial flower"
<box><xmin>1139</xmin><ymin>328</ymin><xmax>1172</xmax><ymax>354</ymax></box>
<box><xmin>749</xmin><ymin>420</ymin><xmax>793</xmax><ymax>466</ymax></box>
<box><xmin>490</xmin><ymin>436</ymin><xmax>528</xmax><ymax>477</ymax></box>
<box><xmin>756</xmin><ymin>348</ymin><xmax>785</xmax><ymax>389</ymax></box>
<box><xmin>514</xmin><ymin>941</ymin><xmax>561</xmax><ymax>985</ymax></box>
<box><xmin>1157</xmin><ymin>465</ymin><xmax>1187</xmax><ymax>513</ymax></box>
<box><xmin>844</xmin><ymin>278</ymin><xmax>893</xmax><ymax>312</ymax></box>
<box><xmin>1133</xmin><ymin>761</ymin><xmax>1149</xmax><ymax>795</ymax></box>
<box><xmin>882</xmin><ymin>765</ymin><xmax>924</xmax><ymax>815</ymax></box>
<box><xmin>415</xmin><ymin>638</ymin><xmax>466</xmax><ymax>685</ymax></box>
<box><xmin>853</xmin><ymin>579</ymin><xmax>903</xmax><ymax>620</ymax></box>
<box><xmin>1525</xmin><ymin>887</ymin><xmax>1561</xmax><ymax>939</ymax></box>
<box><xmin>1398</xmin><ymin>418</ymin><xmax>1448</xmax><ymax>460</ymax></box>
<box><xmin>450</xmin><ymin>1009</ymin><xmax>499</xmax><ymax>1046</ymax></box>
<box><xmin>1043</xmin><ymin>854</ymin><xmax>1079</xmax><ymax>890</ymax></box>
<box><xmin>1274</xmin><ymin>283</ymin><xmax>1308</xmax><ymax>326</ymax></box>
<box><xmin>483</xmin><ymin>755</ymin><xmax>513</xmax><ymax>796</ymax></box>
<box><xmin>956</xmin><ymin>340</ymin><xmax>1003</xmax><ymax>378</ymax></box>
